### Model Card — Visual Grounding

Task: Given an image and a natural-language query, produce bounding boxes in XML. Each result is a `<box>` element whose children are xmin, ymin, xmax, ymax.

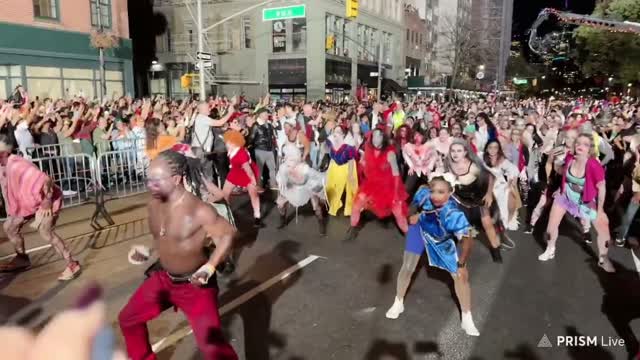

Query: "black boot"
<box><xmin>344</xmin><ymin>226</ymin><xmax>360</xmax><ymax>242</ymax></box>
<box><xmin>317</xmin><ymin>214</ymin><xmax>327</xmax><ymax>236</ymax></box>
<box><xmin>254</xmin><ymin>217</ymin><xmax>265</xmax><ymax>228</ymax></box>
<box><xmin>219</xmin><ymin>259</ymin><xmax>236</xmax><ymax>276</ymax></box>
<box><xmin>490</xmin><ymin>247</ymin><xmax>503</xmax><ymax>263</ymax></box>
<box><xmin>523</xmin><ymin>223</ymin><xmax>533</xmax><ymax>234</ymax></box>
<box><xmin>277</xmin><ymin>208</ymin><xmax>287</xmax><ymax>230</ymax></box>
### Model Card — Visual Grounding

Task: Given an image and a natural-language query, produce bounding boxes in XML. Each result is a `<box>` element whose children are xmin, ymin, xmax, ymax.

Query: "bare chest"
<box><xmin>149</xmin><ymin>205</ymin><xmax>207</xmax><ymax>250</ymax></box>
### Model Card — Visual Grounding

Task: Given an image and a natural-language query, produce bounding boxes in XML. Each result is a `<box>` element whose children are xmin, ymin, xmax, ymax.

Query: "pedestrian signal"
<box><xmin>326</xmin><ymin>35</ymin><xmax>335</xmax><ymax>51</ymax></box>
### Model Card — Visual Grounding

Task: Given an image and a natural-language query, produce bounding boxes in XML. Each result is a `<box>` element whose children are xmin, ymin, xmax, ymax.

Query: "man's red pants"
<box><xmin>118</xmin><ymin>271</ymin><xmax>238</xmax><ymax>360</ymax></box>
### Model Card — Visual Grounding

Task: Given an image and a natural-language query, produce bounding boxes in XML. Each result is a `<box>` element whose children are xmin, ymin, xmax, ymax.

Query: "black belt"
<box><xmin>166</xmin><ymin>271</ymin><xmax>194</xmax><ymax>284</ymax></box>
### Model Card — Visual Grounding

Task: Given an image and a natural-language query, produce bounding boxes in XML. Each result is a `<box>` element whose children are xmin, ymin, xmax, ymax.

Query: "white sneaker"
<box><xmin>385</xmin><ymin>297</ymin><xmax>404</xmax><ymax>319</ymax></box>
<box><xmin>538</xmin><ymin>247</ymin><xmax>556</xmax><ymax>261</ymax></box>
<box><xmin>461</xmin><ymin>311</ymin><xmax>480</xmax><ymax>336</ymax></box>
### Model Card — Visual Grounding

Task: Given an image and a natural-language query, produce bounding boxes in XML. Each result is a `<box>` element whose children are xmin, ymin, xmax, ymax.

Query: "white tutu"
<box><xmin>277</xmin><ymin>162</ymin><xmax>326</xmax><ymax>208</ymax></box>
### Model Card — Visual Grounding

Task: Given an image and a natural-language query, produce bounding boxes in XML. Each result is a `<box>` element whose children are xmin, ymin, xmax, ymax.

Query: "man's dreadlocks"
<box><xmin>157</xmin><ymin>149</ymin><xmax>206</xmax><ymax>200</ymax></box>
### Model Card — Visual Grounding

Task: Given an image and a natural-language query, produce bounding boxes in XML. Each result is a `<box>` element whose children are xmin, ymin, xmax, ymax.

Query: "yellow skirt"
<box><xmin>326</xmin><ymin>160</ymin><xmax>358</xmax><ymax>216</ymax></box>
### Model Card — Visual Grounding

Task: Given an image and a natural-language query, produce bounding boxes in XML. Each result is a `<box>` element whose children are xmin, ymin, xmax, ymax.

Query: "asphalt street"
<box><xmin>1</xmin><ymin>192</ymin><xmax>640</xmax><ymax>360</ymax></box>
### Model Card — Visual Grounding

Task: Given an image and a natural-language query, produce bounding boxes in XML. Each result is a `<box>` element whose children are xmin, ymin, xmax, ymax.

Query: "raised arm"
<box><xmin>299</xmin><ymin>132</ymin><xmax>310</xmax><ymax>161</ymax></box>
<box><xmin>207</xmin><ymin>105</ymin><xmax>234</xmax><ymax>127</ymax></box>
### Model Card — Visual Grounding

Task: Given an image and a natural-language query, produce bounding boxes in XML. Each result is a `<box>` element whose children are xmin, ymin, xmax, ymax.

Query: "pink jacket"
<box><xmin>561</xmin><ymin>153</ymin><xmax>604</xmax><ymax>204</ymax></box>
<box><xmin>1</xmin><ymin>155</ymin><xmax>62</xmax><ymax>217</ymax></box>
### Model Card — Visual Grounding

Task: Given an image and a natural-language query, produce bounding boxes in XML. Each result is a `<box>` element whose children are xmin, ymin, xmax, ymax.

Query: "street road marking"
<box><xmin>151</xmin><ymin>254</ymin><xmax>322</xmax><ymax>353</ymax></box>
<box><xmin>426</xmin><ymin>257</ymin><xmax>507</xmax><ymax>360</ymax></box>
<box><xmin>630</xmin><ymin>249</ymin><xmax>640</xmax><ymax>273</ymax></box>
<box><xmin>0</xmin><ymin>218</ymin><xmax>147</xmax><ymax>261</ymax></box>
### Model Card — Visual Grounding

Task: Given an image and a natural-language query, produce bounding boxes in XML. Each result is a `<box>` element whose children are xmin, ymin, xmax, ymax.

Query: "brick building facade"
<box><xmin>0</xmin><ymin>0</ymin><xmax>133</xmax><ymax>100</ymax></box>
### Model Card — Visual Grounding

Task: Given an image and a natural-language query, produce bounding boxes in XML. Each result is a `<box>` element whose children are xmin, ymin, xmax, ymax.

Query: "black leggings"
<box><xmin>211</xmin><ymin>153</ymin><xmax>229</xmax><ymax>185</ymax></box>
<box><xmin>525</xmin><ymin>181</ymin><xmax>546</xmax><ymax>224</ymax></box>
<box><xmin>405</xmin><ymin>173</ymin><xmax>427</xmax><ymax>196</ymax></box>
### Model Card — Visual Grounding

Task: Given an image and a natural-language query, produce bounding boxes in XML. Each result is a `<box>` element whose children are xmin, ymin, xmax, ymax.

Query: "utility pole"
<box><xmin>96</xmin><ymin>2</ymin><xmax>106</xmax><ymax>101</ymax></box>
<box><xmin>189</xmin><ymin>0</ymin><xmax>278</xmax><ymax>101</ymax></box>
<box><xmin>197</xmin><ymin>0</ymin><xmax>205</xmax><ymax>100</ymax></box>
<box><xmin>377</xmin><ymin>34</ymin><xmax>383</xmax><ymax>100</ymax></box>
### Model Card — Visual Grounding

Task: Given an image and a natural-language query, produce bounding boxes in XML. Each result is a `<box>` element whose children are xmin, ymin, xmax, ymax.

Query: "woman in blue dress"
<box><xmin>385</xmin><ymin>176</ymin><xmax>480</xmax><ymax>336</ymax></box>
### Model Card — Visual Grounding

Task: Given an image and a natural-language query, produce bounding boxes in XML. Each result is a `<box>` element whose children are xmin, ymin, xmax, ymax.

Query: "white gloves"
<box><xmin>191</xmin><ymin>263</ymin><xmax>216</xmax><ymax>285</ymax></box>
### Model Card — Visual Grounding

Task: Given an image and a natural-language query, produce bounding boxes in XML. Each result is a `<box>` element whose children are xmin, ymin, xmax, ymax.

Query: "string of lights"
<box><xmin>529</xmin><ymin>7</ymin><xmax>640</xmax><ymax>58</ymax></box>
<box><xmin>545</xmin><ymin>8</ymin><xmax>640</xmax><ymax>35</ymax></box>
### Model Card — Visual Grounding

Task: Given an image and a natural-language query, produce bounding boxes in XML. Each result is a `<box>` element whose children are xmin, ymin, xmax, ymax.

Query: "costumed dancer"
<box><xmin>402</xmin><ymin>129</ymin><xmax>437</xmax><ymax>195</ymax></box>
<box><xmin>276</xmin><ymin>119</ymin><xmax>328</xmax><ymax>235</ymax></box>
<box><xmin>326</xmin><ymin>125</ymin><xmax>359</xmax><ymax>217</ymax></box>
<box><xmin>446</xmin><ymin>139</ymin><xmax>503</xmax><ymax>262</ymax></box>
<box><xmin>345</xmin><ymin>128</ymin><xmax>408</xmax><ymax>241</ymax></box>
<box><xmin>119</xmin><ymin>149</ymin><xmax>238</xmax><ymax>360</ymax></box>
<box><xmin>484</xmin><ymin>139</ymin><xmax>522</xmax><ymax>231</ymax></box>
<box><xmin>0</xmin><ymin>135</ymin><xmax>80</xmax><ymax>280</ymax></box>
<box><xmin>130</xmin><ymin>143</ymin><xmax>236</xmax><ymax>273</ymax></box>
<box><xmin>221</xmin><ymin>130</ymin><xmax>264</xmax><ymax>228</ymax></box>
<box><xmin>385</xmin><ymin>175</ymin><xmax>479</xmax><ymax>336</ymax></box>
<box><xmin>538</xmin><ymin>133</ymin><xmax>615</xmax><ymax>272</ymax></box>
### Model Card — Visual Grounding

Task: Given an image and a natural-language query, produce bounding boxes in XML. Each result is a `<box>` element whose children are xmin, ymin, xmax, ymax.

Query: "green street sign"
<box><xmin>263</xmin><ymin>5</ymin><xmax>306</xmax><ymax>21</ymax></box>
<box><xmin>513</xmin><ymin>78</ymin><xmax>528</xmax><ymax>85</ymax></box>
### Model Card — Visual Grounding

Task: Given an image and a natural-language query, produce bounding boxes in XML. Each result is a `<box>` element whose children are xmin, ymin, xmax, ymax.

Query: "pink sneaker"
<box><xmin>58</xmin><ymin>261</ymin><xmax>81</xmax><ymax>281</ymax></box>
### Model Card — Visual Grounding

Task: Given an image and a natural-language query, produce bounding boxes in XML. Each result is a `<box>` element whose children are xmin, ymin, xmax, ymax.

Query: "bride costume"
<box><xmin>276</xmin><ymin>131</ymin><xmax>328</xmax><ymax>234</ymax></box>
<box><xmin>487</xmin><ymin>159</ymin><xmax>521</xmax><ymax>231</ymax></box>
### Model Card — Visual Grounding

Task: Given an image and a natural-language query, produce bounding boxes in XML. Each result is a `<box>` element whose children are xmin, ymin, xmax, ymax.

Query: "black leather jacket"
<box><xmin>250</xmin><ymin>122</ymin><xmax>276</xmax><ymax>151</ymax></box>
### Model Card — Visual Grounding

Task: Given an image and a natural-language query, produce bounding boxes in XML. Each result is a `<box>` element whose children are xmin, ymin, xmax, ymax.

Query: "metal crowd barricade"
<box><xmin>96</xmin><ymin>138</ymin><xmax>149</xmax><ymax>201</ymax></box>
<box><xmin>0</xmin><ymin>135</ymin><xmax>151</xmax><ymax>226</ymax></box>
<box><xmin>30</xmin><ymin>153</ymin><xmax>96</xmax><ymax>208</ymax></box>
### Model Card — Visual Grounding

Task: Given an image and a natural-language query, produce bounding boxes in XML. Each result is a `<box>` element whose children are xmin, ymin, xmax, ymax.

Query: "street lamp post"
<box><xmin>197</xmin><ymin>0</ymin><xmax>205</xmax><ymax>100</ymax></box>
<box><xmin>377</xmin><ymin>35</ymin><xmax>383</xmax><ymax>100</ymax></box>
<box><xmin>96</xmin><ymin>2</ymin><xmax>106</xmax><ymax>101</ymax></box>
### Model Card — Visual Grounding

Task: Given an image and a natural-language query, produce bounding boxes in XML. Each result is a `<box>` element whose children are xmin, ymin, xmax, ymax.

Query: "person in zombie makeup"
<box><xmin>344</xmin><ymin>128</ymin><xmax>409</xmax><ymax>241</ymax></box>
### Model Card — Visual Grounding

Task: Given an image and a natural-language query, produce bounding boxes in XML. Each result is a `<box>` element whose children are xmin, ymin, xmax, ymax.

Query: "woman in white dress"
<box><xmin>483</xmin><ymin>139</ymin><xmax>521</xmax><ymax>231</ymax></box>
<box><xmin>276</xmin><ymin>120</ymin><xmax>328</xmax><ymax>235</ymax></box>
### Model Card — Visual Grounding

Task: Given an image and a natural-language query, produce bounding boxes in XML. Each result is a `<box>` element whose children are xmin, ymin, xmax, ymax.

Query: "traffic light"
<box><xmin>180</xmin><ymin>74</ymin><xmax>193</xmax><ymax>89</ymax></box>
<box><xmin>326</xmin><ymin>34</ymin><xmax>335</xmax><ymax>51</ymax></box>
<box><xmin>346</xmin><ymin>0</ymin><xmax>358</xmax><ymax>19</ymax></box>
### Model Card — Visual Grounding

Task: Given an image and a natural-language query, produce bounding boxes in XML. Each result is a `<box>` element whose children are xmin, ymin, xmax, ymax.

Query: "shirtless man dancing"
<box><xmin>118</xmin><ymin>149</ymin><xmax>238</xmax><ymax>360</ymax></box>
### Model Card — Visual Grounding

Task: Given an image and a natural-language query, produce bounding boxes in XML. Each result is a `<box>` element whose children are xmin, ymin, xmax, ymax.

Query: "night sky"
<box><xmin>512</xmin><ymin>0</ymin><xmax>597</xmax><ymax>40</ymax></box>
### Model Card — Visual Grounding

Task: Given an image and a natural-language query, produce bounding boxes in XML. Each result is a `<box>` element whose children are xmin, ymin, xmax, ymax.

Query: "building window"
<box><xmin>406</xmin><ymin>29</ymin><xmax>409</xmax><ymax>41</ymax></box>
<box><xmin>33</xmin><ymin>0</ymin><xmax>58</xmax><ymax>20</ymax></box>
<box><xmin>292</xmin><ymin>18</ymin><xmax>307</xmax><ymax>52</ymax></box>
<box><xmin>272</xmin><ymin>20</ymin><xmax>286</xmax><ymax>53</ymax></box>
<box><xmin>242</xmin><ymin>16</ymin><xmax>252</xmax><ymax>49</ymax></box>
<box><xmin>90</xmin><ymin>0</ymin><xmax>112</xmax><ymax>29</ymax></box>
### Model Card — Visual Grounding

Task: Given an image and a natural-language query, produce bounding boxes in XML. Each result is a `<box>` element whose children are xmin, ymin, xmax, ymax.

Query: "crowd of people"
<box><xmin>1</xmin><ymin>84</ymin><xmax>640</xmax><ymax>358</ymax></box>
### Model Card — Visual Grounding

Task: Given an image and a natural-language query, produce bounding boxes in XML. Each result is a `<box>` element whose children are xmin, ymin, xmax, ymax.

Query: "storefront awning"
<box><xmin>382</xmin><ymin>78</ymin><xmax>405</xmax><ymax>93</ymax></box>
